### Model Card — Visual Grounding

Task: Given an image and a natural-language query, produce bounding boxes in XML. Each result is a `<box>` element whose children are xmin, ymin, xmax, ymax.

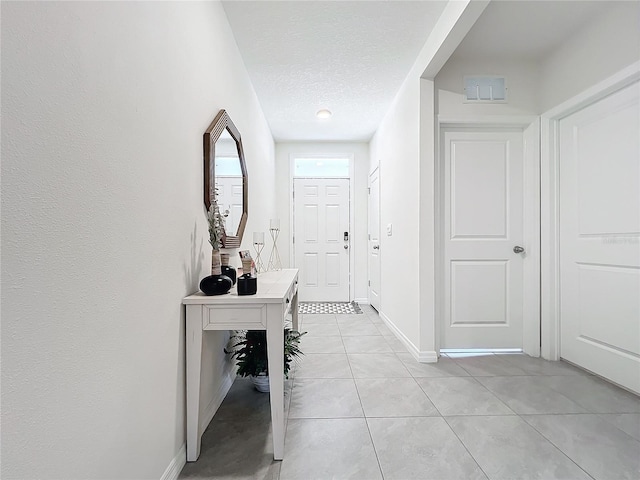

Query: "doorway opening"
<box><xmin>436</xmin><ymin>118</ymin><xmax>541</xmax><ymax>357</ymax></box>
<box><xmin>291</xmin><ymin>155</ymin><xmax>354</xmax><ymax>302</ymax></box>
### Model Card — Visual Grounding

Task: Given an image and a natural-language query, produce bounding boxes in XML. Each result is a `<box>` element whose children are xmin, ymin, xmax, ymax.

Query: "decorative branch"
<box><xmin>207</xmin><ymin>193</ymin><xmax>226</xmax><ymax>250</ymax></box>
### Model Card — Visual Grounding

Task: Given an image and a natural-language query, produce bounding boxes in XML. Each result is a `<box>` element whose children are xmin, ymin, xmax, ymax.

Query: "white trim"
<box><xmin>540</xmin><ymin>61</ymin><xmax>640</xmax><ymax>361</ymax></box>
<box><xmin>354</xmin><ymin>297</ymin><xmax>369</xmax><ymax>304</ymax></box>
<box><xmin>418</xmin><ymin>350</ymin><xmax>439</xmax><ymax>363</ymax></box>
<box><xmin>160</xmin><ymin>444</ymin><xmax>186</xmax><ymax>480</ymax></box>
<box><xmin>435</xmin><ymin>116</ymin><xmax>541</xmax><ymax>355</ymax></box>
<box><xmin>522</xmin><ymin>118</ymin><xmax>541</xmax><ymax>357</ymax></box>
<box><xmin>199</xmin><ymin>371</ymin><xmax>235</xmax><ymax>434</ymax></box>
<box><xmin>289</xmin><ymin>153</ymin><xmax>356</xmax><ymax>301</ymax></box>
<box><xmin>378</xmin><ymin>311</ymin><xmax>437</xmax><ymax>363</ymax></box>
<box><xmin>437</xmin><ymin>115</ymin><xmax>538</xmax><ymax>128</ymax></box>
<box><xmin>367</xmin><ymin>165</ymin><xmax>381</xmax><ymax>309</ymax></box>
<box><xmin>540</xmin><ymin>116</ymin><xmax>561</xmax><ymax>361</ymax></box>
<box><xmin>543</xmin><ymin>61</ymin><xmax>640</xmax><ymax>120</ymax></box>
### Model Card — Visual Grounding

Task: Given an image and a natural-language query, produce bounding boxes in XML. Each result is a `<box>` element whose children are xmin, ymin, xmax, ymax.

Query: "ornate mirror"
<box><xmin>204</xmin><ymin>110</ymin><xmax>248</xmax><ymax>248</ymax></box>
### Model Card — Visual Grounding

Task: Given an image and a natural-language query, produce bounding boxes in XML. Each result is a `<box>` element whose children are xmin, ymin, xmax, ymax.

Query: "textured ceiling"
<box><xmin>223</xmin><ymin>1</ymin><xmax>613</xmax><ymax>142</ymax></box>
<box><xmin>222</xmin><ymin>1</ymin><xmax>448</xmax><ymax>142</ymax></box>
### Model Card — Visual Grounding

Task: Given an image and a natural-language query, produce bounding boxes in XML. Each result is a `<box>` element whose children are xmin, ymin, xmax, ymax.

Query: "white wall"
<box><xmin>370</xmin><ymin>0</ymin><xmax>488</xmax><ymax>357</ymax></box>
<box><xmin>369</xmin><ymin>76</ymin><xmax>422</xmax><ymax>346</ymax></box>
<box><xmin>275</xmin><ymin>142</ymin><xmax>369</xmax><ymax>301</ymax></box>
<box><xmin>1</xmin><ymin>2</ymin><xmax>274</xmax><ymax>479</ymax></box>
<box><xmin>539</xmin><ymin>1</ymin><xmax>640</xmax><ymax>112</ymax></box>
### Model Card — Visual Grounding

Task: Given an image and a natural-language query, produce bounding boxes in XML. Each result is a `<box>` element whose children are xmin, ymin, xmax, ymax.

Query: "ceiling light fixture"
<box><xmin>316</xmin><ymin>109</ymin><xmax>332</xmax><ymax>119</ymax></box>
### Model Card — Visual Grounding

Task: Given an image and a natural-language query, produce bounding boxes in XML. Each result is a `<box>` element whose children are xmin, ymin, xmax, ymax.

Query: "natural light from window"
<box><xmin>293</xmin><ymin>157</ymin><xmax>349</xmax><ymax>177</ymax></box>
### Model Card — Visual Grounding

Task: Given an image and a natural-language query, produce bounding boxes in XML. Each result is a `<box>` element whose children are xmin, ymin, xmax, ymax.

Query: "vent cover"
<box><xmin>464</xmin><ymin>76</ymin><xmax>507</xmax><ymax>103</ymax></box>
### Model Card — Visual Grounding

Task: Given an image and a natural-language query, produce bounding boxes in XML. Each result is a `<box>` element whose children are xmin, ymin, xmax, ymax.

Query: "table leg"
<box><xmin>266</xmin><ymin>306</ymin><xmax>285</xmax><ymax>460</ymax></box>
<box><xmin>185</xmin><ymin>306</ymin><xmax>203</xmax><ymax>462</ymax></box>
<box><xmin>291</xmin><ymin>288</ymin><xmax>299</xmax><ymax>332</ymax></box>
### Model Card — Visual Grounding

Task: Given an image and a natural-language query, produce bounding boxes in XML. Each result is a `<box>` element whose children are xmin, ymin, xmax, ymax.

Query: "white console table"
<box><xmin>183</xmin><ymin>269</ymin><xmax>299</xmax><ymax>462</ymax></box>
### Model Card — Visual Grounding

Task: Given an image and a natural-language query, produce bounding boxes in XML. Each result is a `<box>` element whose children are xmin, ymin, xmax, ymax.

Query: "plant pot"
<box><xmin>250</xmin><ymin>373</ymin><xmax>270</xmax><ymax>393</ymax></box>
<box><xmin>220</xmin><ymin>253</ymin><xmax>236</xmax><ymax>284</ymax></box>
<box><xmin>211</xmin><ymin>250</ymin><xmax>222</xmax><ymax>275</ymax></box>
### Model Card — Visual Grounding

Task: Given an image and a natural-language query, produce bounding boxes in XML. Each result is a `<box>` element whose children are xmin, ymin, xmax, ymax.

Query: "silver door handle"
<box><xmin>373</xmin><ymin>245</ymin><xmax>379</xmax><ymax>250</ymax></box>
<box><xmin>344</xmin><ymin>245</ymin><xmax>348</xmax><ymax>250</ymax></box>
<box><xmin>513</xmin><ymin>246</ymin><xmax>525</xmax><ymax>254</ymax></box>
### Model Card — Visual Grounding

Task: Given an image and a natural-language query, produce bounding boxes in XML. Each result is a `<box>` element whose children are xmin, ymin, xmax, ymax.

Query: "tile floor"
<box><xmin>179</xmin><ymin>305</ymin><xmax>640</xmax><ymax>480</ymax></box>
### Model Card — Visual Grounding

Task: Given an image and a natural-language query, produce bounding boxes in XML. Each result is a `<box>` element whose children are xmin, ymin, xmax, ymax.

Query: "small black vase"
<box><xmin>199</xmin><ymin>274</ymin><xmax>233</xmax><ymax>296</ymax></box>
<box><xmin>221</xmin><ymin>265</ymin><xmax>237</xmax><ymax>285</ymax></box>
<box><xmin>237</xmin><ymin>274</ymin><xmax>257</xmax><ymax>295</ymax></box>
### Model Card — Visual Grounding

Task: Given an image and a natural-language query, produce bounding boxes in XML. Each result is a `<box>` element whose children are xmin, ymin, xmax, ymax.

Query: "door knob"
<box><xmin>513</xmin><ymin>246</ymin><xmax>525</xmax><ymax>254</ymax></box>
<box><xmin>373</xmin><ymin>245</ymin><xmax>380</xmax><ymax>250</ymax></box>
<box><xmin>344</xmin><ymin>245</ymin><xmax>349</xmax><ymax>250</ymax></box>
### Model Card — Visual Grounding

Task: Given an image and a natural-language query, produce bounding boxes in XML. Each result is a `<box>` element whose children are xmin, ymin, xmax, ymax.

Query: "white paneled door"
<box><xmin>442</xmin><ymin>129</ymin><xmax>530</xmax><ymax>349</ymax></box>
<box><xmin>215</xmin><ymin>175</ymin><xmax>243</xmax><ymax>235</ymax></box>
<box><xmin>559</xmin><ymin>81</ymin><xmax>640</xmax><ymax>394</ymax></box>
<box><xmin>294</xmin><ymin>178</ymin><xmax>350</xmax><ymax>302</ymax></box>
<box><xmin>368</xmin><ymin>167</ymin><xmax>381</xmax><ymax>311</ymax></box>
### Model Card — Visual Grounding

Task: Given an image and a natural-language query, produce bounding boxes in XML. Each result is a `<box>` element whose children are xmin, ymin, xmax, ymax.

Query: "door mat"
<box><xmin>298</xmin><ymin>302</ymin><xmax>363</xmax><ymax>315</ymax></box>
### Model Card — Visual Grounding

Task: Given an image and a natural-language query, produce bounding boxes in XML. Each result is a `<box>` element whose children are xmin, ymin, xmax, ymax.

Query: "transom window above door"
<box><xmin>294</xmin><ymin>157</ymin><xmax>349</xmax><ymax>177</ymax></box>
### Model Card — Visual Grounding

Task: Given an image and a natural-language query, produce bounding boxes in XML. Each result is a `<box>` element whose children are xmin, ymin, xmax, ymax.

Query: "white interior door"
<box><xmin>559</xmin><ymin>80</ymin><xmax>640</xmax><ymax>394</ymax></box>
<box><xmin>294</xmin><ymin>178</ymin><xmax>350</xmax><ymax>302</ymax></box>
<box><xmin>368</xmin><ymin>167</ymin><xmax>381</xmax><ymax>311</ymax></box>
<box><xmin>215</xmin><ymin>175</ymin><xmax>243</xmax><ymax>235</ymax></box>
<box><xmin>442</xmin><ymin>129</ymin><xmax>530</xmax><ymax>349</ymax></box>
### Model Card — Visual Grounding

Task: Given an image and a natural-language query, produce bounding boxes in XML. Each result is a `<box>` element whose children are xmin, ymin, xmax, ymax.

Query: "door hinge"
<box><xmin>368</xmin><ymin>187</ymin><xmax>370</xmax><ymax>194</ymax></box>
<box><xmin>368</xmin><ymin>280</ymin><xmax>371</xmax><ymax>286</ymax></box>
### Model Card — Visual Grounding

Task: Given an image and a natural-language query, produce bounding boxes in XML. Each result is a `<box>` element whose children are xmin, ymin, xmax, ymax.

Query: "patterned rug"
<box><xmin>298</xmin><ymin>301</ymin><xmax>363</xmax><ymax>315</ymax></box>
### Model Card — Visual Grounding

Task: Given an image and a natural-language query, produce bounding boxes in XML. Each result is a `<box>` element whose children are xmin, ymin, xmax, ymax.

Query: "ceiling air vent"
<box><xmin>463</xmin><ymin>76</ymin><xmax>507</xmax><ymax>103</ymax></box>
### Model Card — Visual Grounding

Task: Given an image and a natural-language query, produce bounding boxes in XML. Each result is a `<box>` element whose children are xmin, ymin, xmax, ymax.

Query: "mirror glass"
<box><xmin>214</xmin><ymin>129</ymin><xmax>243</xmax><ymax>237</ymax></box>
<box><xmin>204</xmin><ymin>110</ymin><xmax>248</xmax><ymax>247</ymax></box>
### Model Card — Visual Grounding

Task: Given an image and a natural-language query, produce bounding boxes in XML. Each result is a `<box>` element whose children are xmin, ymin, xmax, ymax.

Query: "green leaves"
<box><xmin>225</xmin><ymin>329</ymin><xmax>307</xmax><ymax>378</ymax></box>
<box><xmin>207</xmin><ymin>194</ymin><xmax>226</xmax><ymax>250</ymax></box>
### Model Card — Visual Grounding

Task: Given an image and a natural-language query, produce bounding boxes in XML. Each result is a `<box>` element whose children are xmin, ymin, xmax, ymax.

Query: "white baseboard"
<box><xmin>353</xmin><ymin>298</ymin><xmax>369</xmax><ymax>304</ymax></box>
<box><xmin>379</xmin><ymin>311</ymin><xmax>438</xmax><ymax>363</ymax></box>
<box><xmin>161</xmin><ymin>443</ymin><xmax>186</xmax><ymax>480</ymax></box>
<box><xmin>199</xmin><ymin>371</ymin><xmax>236</xmax><ymax>433</ymax></box>
<box><xmin>418</xmin><ymin>350</ymin><xmax>438</xmax><ymax>363</ymax></box>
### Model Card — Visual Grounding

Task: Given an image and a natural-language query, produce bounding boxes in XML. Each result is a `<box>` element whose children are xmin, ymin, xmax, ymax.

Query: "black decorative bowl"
<box><xmin>199</xmin><ymin>274</ymin><xmax>233</xmax><ymax>296</ymax></box>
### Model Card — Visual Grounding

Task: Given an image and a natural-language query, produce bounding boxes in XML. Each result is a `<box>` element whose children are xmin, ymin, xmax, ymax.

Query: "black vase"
<box><xmin>199</xmin><ymin>274</ymin><xmax>233</xmax><ymax>296</ymax></box>
<box><xmin>221</xmin><ymin>265</ymin><xmax>237</xmax><ymax>285</ymax></box>
<box><xmin>237</xmin><ymin>274</ymin><xmax>257</xmax><ymax>295</ymax></box>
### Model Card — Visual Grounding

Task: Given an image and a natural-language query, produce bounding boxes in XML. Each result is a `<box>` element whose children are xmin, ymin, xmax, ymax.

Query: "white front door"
<box><xmin>368</xmin><ymin>167</ymin><xmax>381</xmax><ymax>311</ymax></box>
<box><xmin>559</xmin><ymin>80</ymin><xmax>640</xmax><ymax>394</ymax></box>
<box><xmin>442</xmin><ymin>129</ymin><xmax>531</xmax><ymax>349</ymax></box>
<box><xmin>215</xmin><ymin>175</ymin><xmax>243</xmax><ymax>235</ymax></box>
<box><xmin>294</xmin><ymin>178</ymin><xmax>350</xmax><ymax>302</ymax></box>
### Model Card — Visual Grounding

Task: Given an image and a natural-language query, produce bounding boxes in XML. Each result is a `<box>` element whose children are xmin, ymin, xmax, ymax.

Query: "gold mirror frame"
<box><xmin>204</xmin><ymin>110</ymin><xmax>248</xmax><ymax>248</ymax></box>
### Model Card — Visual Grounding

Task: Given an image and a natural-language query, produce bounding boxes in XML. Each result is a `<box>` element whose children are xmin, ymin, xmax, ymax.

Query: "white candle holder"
<box><xmin>253</xmin><ymin>232</ymin><xmax>266</xmax><ymax>273</ymax></box>
<box><xmin>268</xmin><ymin>219</ymin><xmax>282</xmax><ymax>271</ymax></box>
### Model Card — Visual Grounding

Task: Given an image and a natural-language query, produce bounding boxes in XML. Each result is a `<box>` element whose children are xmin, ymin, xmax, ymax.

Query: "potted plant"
<box><xmin>225</xmin><ymin>329</ymin><xmax>306</xmax><ymax>392</ymax></box>
<box><xmin>199</xmin><ymin>196</ymin><xmax>233</xmax><ymax>295</ymax></box>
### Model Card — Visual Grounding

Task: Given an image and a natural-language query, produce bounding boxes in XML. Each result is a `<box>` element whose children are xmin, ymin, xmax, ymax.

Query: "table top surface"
<box><xmin>183</xmin><ymin>269</ymin><xmax>298</xmax><ymax>305</ymax></box>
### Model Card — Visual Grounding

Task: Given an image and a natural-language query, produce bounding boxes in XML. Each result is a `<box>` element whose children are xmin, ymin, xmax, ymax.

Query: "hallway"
<box><xmin>179</xmin><ymin>305</ymin><xmax>640</xmax><ymax>479</ymax></box>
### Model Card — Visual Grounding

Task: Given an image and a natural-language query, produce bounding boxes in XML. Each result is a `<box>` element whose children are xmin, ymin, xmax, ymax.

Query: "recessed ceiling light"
<box><xmin>316</xmin><ymin>109</ymin><xmax>332</xmax><ymax>119</ymax></box>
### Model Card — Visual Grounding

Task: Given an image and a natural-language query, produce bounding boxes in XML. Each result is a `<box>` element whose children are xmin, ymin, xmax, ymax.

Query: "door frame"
<box><xmin>540</xmin><ymin>61</ymin><xmax>640</xmax><ymax>361</ymax></box>
<box><xmin>289</xmin><ymin>153</ymin><xmax>355</xmax><ymax>301</ymax></box>
<box><xmin>435</xmin><ymin>115</ymin><xmax>541</xmax><ymax>357</ymax></box>
<box><xmin>368</xmin><ymin>164</ymin><xmax>381</xmax><ymax>310</ymax></box>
